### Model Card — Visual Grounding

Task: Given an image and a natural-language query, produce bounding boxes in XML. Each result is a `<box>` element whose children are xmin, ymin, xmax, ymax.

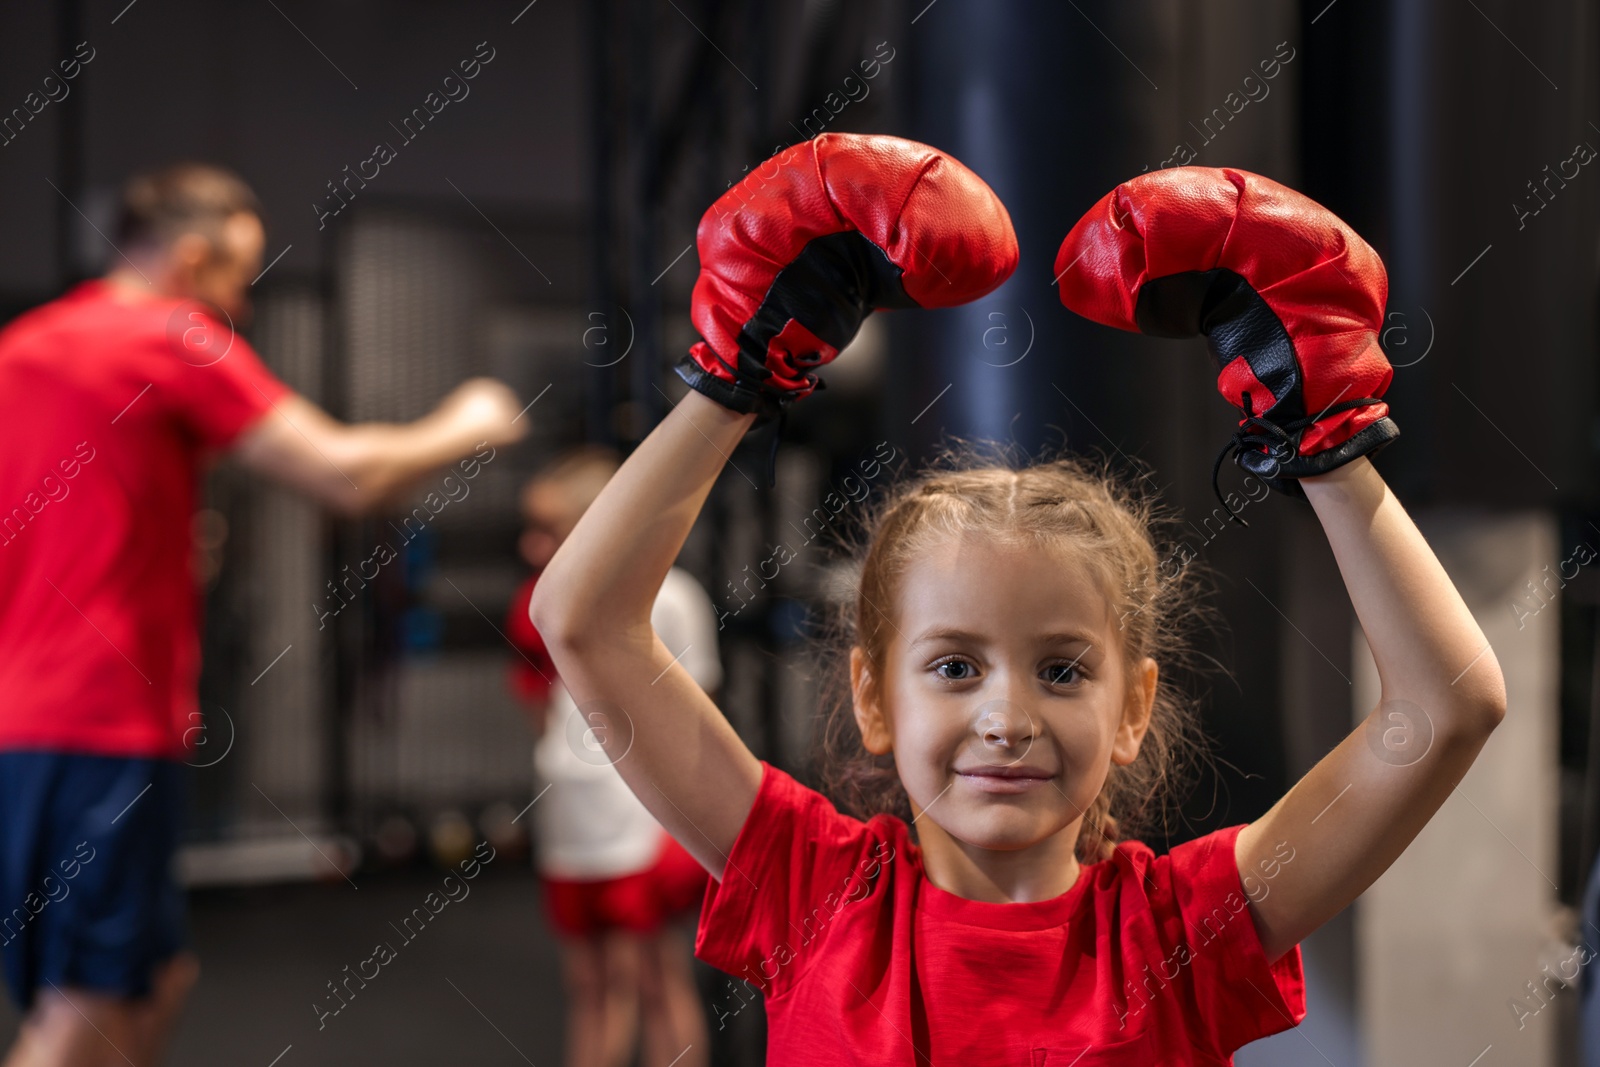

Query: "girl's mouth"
<box><xmin>955</xmin><ymin>766</ymin><xmax>1056</xmax><ymax>794</ymax></box>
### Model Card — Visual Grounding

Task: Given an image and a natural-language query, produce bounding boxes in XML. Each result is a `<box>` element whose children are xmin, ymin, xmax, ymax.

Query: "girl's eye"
<box><xmin>1044</xmin><ymin>662</ymin><xmax>1085</xmax><ymax>686</ymax></box>
<box><xmin>933</xmin><ymin>658</ymin><xmax>975</xmax><ymax>682</ymax></box>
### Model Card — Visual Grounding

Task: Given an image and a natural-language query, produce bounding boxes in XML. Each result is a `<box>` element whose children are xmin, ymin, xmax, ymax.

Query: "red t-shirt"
<box><xmin>0</xmin><ymin>280</ymin><xmax>290</xmax><ymax>759</ymax></box>
<box><xmin>696</xmin><ymin>761</ymin><xmax>1307</xmax><ymax>1065</ymax></box>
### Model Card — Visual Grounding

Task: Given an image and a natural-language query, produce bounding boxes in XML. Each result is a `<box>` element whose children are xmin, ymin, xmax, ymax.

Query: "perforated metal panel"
<box><xmin>332</xmin><ymin>204</ymin><xmax>586</xmax><ymax>837</ymax></box>
<box><xmin>190</xmin><ymin>283</ymin><xmax>331</xmax><ymax>846</ymax></box>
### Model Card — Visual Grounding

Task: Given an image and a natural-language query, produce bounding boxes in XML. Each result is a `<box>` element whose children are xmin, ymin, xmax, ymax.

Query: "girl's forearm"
<box><xmin>531</xmin><ymin>390</ymin><xmax>758</xmax><ymax>641</ymax></box>
<box><xmin>1299</xmin><ymin>457</ymin><xmax>1507</xmax><ymax>731</ymax></box>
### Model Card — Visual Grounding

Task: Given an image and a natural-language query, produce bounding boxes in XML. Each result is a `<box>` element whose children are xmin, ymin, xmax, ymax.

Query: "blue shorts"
<box><xmin>0</xmin><ymin>751</ymin><xmax>188</xmax><ymax>1012</ymax></box>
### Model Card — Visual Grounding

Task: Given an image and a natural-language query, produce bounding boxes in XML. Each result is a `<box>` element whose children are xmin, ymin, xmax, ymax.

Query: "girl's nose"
<box><xmin>968</xmin><ymin>698</ymin><xmax>1040</xmax><ymax>763</ymax></box>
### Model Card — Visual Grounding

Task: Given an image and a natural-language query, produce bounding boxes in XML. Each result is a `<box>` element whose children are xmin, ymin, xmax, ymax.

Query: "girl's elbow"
<box><xmin>1479</xmin><ymin>692</ymin><xmax>1509</xmax><ymax>732</ymax></box>
<box><xmin>1454</xmin><ymin>697</ymin><xmax>1506</xmax><ymax>743</ymax></box>
<box><xmin>528</xmin><ymin>581</ymin><xmax>580</xmax><ymax>649</ymax></box>
<box><xmin>1461</xmin><ymin>662</ymin><xmax>1509</xmax><ymax>734</ymax></box>
<box><xmin>527</xmin><ymin>583</ymin><xmax>557</xmax><ymax>635</ymax></box>
<box><xmin>1482</xmin><ymin>657</ymin><xmax>1509</xmax><ymax>726</ymax></box>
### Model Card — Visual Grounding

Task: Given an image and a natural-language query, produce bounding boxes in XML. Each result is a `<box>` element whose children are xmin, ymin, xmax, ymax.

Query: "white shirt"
<box><xmin>532</xmin><ymin>566</ymin><xmax>724</xmax><ymax>879</ymax></box>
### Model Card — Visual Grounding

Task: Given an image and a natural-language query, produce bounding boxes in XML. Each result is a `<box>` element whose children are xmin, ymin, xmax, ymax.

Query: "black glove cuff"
<box><xmin>1246</xmin><ymin>415</ymin><xmax>1401</xmax><ymax>496</ymax></box>
<box><xmin>673</xmin><ymin>356</ymin><xmax>774</xmax><ymax>422</ymax></box>
<box><xmin>1214</xmin><ymin>404</ymin><xmax>1400</xmax><ymax>523</ymax></box>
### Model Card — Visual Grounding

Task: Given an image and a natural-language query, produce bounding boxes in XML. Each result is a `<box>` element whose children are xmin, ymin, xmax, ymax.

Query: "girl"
<box><xmin>529</xmin><ymin>139</ymin><xmax>1508</xmax><ymax>1064</ymax></box>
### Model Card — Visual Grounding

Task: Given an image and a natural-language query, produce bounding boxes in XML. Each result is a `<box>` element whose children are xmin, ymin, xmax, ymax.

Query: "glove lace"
<box><xmin>1210</xmin><ymin>392</ymin><xmax>1383</xmax><ymax>528</ymax></box>
<box><xmin>764</xmin><ymin>403</ymin><xmax>788</xmax><ymax>489</ymax></box>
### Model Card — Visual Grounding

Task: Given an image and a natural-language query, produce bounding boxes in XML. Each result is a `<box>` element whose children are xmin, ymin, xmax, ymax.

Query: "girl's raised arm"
<box><xmin>530</xmin><ymin>391</ymin><xmax>764</xmax><ymax>878</ymax></box>
<box><xmin>1235</xmin><ymin>458</ymin><xmax>1505</xmax><ymax>962</ymax></box>
<box><xmin>1052</xmin><ymin>166</ymin><xmax>1505</xmax><ymax>963</ymax></box>
<box><xmin>531</xmin><ymin>134</ymin><xmax>1018</xmax><ymax>878</ymax></box>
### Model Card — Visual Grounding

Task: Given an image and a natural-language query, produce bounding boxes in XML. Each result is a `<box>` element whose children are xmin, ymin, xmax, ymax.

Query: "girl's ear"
<box><xmin>850</xmin><ymin>646</ymin><xmax>893</xmax><ymax>755</ymax></box>
<box><xmin>1112</xmin><ymin>655</ymin><xmax>1158</xmax><ymax>766</ymax></box>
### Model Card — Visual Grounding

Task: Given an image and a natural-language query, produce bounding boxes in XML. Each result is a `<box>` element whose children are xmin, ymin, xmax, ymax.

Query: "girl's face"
<box><xmin>851</xmin><ymin>531</ymin><xmax>1156</xmax><ymax>853</ymax></box>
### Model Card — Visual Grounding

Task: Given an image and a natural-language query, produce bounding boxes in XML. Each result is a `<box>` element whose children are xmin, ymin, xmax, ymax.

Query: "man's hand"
<box><xmin>433</xmin><ymin>377</ymin><xmax>528</xmax><ymax>450</ymax></box>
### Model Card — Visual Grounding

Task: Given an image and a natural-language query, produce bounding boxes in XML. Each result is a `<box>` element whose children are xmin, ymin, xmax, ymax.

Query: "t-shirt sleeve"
<box><xmin>1154</xmin><ymin>823</ymin><xmax>1308</xmax><ymax>1056</ymax></box>
<box><xmin>651</xmin><ymin>568</ymin><xmax>724</xmax><ymax>692</ymax></box>
<box><xmin>161</xmin><ymin>327</ymin><xmax>292</xmax><ymax>450</ymax></box>
<box><xmin>694</xmin><ymin>760</ymin><xmax>892</xmax><ymax>999</ymax></box>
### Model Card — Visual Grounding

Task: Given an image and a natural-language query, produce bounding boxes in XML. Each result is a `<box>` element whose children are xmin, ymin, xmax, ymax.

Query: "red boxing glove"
<box><xmin>677</xmin><ymin>133</ymin><xmax>1018</xmax><ymax>428</ymax></box>
<box><xmin>1055</xmin><ymin>166</ymin><xmax>1399</xmax><ymax>521</ymax></box>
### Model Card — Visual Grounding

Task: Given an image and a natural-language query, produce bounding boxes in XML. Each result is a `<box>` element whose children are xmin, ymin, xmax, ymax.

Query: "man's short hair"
<box><xmin>115</xmin><ymin>162</ymin><xmax>262</xmax><ymax>250</ymax></box>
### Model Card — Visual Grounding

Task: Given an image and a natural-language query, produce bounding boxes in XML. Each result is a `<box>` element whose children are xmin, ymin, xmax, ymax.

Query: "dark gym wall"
<box><xmin>1300</xmin><ymin>0</ymin><xmax>1600</xmax><ymax>510</ymax></box>
<box><xmin>0</xmin><ymin>0</ymin><xmax>587</xmax><ymax>298</ymax></box>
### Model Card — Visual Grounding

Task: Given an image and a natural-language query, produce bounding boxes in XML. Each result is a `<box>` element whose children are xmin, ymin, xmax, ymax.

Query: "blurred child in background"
<box><xmin>505</xmin><ymin>446</ymin><xmax>715</xmax><ymax>1067</ymax></box>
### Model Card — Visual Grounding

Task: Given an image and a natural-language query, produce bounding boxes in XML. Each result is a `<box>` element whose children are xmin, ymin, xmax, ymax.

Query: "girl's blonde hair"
<box><xmin>815</xmin><ymin>441</ymin><xmax>1219</xmax><ymax>865</ymax></box>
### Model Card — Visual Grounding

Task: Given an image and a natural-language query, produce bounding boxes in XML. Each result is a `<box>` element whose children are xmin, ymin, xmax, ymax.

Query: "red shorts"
<box><xmin>539</xmin><ymin>835</ymin><xmax>709</xmax><ymax>939</ymax></box>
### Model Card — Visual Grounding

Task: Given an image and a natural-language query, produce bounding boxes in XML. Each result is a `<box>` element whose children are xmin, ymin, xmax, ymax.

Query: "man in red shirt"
<box><xmin>0</xmin><ymin>163</ymin><xmax>526</xmax><ymax>1067</ymax></box>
